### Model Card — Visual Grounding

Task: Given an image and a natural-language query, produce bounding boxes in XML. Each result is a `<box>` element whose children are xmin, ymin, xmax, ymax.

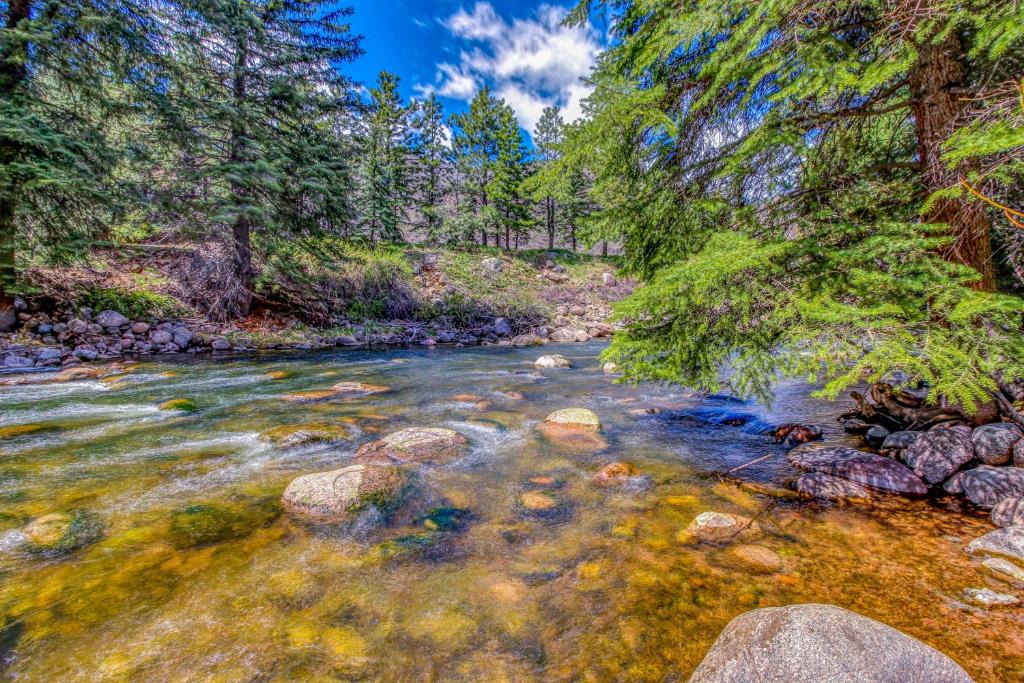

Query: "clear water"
<box><xmin>0</xmin><ymin>342</ymin><xmax>1020</xmax><ymax>681</ymax></box>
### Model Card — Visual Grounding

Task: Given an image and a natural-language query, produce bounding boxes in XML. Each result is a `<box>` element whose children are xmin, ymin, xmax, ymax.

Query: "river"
<box><xmin>0</xmin><ymin>342</ymin><xmax>1019</xmax><ymax>681</ymax></box>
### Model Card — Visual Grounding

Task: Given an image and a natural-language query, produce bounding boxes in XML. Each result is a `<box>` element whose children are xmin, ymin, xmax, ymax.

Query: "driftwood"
<box><xmin>843</xmin><ymin>383</ymin><xmax>1001</xmax><ymax>431</ymax></box>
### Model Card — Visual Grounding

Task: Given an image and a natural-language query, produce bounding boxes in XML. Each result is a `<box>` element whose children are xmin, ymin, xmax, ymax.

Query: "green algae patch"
<box><xmin>159</xmin><ymin>398</ymin><xmax>197</xmax><ymax>412</ymax></box>
<box><xmin>0</xmin><ymin>424</ymin><xmax>48</xmax><ymax>441</ymax></box>
<box><xmin>167</xmin><ymin>500</ymin><xmax>279</xmax><ymax>549</ymax></box>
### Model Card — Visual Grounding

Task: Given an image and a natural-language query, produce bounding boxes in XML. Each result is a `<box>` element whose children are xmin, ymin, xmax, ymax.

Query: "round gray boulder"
<box><xmin>972</xmin><ymin>423</ymin><xmax>1021</xmax><ymax>466</ymax></box>
<box><xmin>689</xmin><ymin>604</ymin><xmax>972</xmax><ymax>683</ymax></box>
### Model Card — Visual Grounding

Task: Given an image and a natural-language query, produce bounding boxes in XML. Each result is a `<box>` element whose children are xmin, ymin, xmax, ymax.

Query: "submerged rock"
<box><xmin>282</xmin><ymin>464</ymin><xmax>410</xmax><ymax>523</ymax></box>
<box><xmin>963</xmin><ymin>587</ymin><xmax>1021</xmax><ymax>608</ymax></box>
<box><xmin>534</xmin><ymin>354</ymin><xmax>572</xmax><ymax>369</ymax></box>
<box><xmin>591</xmin><ymin>462</ymin><xmax>643</xmax><ymax>487</ymax></box>
<box><xmin>355</xmin><ymin>427</ymin><xmax>469</xmax><ymax>466</ymax></box>
<box><xmin>902</xmin><ymin>427</ymin><xmax>975</xmax><ymax>485</ymax></box>
<box><xmin>960</xmin><ymin>465</ymin><xmax>1024</xmax><ymax>508</ymax></box>
<box><xmin>992</xmin><ymin>497</ymin><xmax>1024</xmax><ymax>528</ymax></box>
<box><xmin>794</xmin><ymin>472</ymin><xmax>871</xmax><ymax>502</ymax></box>
<box><xmin>168</xmin><ymin>504</ymin><xmax>246</xmax><ymax>548</ymax></box>
<box><xmin>689</xmin><ymin>604</ymin><xmax>972</xmax><ymax>683</ymax></box>
<box><xmin>727</xmin><ymin>544</ymin><xmax>783</xmax><ymax>573</ymax></box>
<box><xmin>159</xmin><ymin>398</ymin><xmax>197</xmax><ymax>412</ymax></box>
<box><xmin>773</xmin><ymin>423</ymin><xmax>822</xmax><ymax>447</ymax></box>
<box><xmin>983</xmin><ymin>557</ymin><xmax>1024</xmax><ymax>584</ymax></box>
<box><xmin>787</xmin><ymin>444</ymin><xmax>928</xmax><ymax>495</ymax></box>
<box><xmin>967</xmin><ymin>526</ymin><xmax>1024</xmax><ymax>564</ymax></box>
<box><xmin>973</xmin><ymin>423</ymin><xmax>1021</xmax><ymax>466</ymax></box>
<box><xmin>331</xmin><ymin>381</ymin><xmax>390</xmax><ymax>397</ymax></box>
<box><xmin>50</xmin><ymin>366</ymin><xmax>105</xmax><ymax>382</ymax></box>
<box><xmin>258</xmin><ymin>424</ymin><xmax>351</xmax><ymax>448</ymax></box>
<box><xmin>683</xmin><ymin>511</ymin><xmax>759</xmax><ymax>544</ymax></box>
<box><xmin>22</xmin><ymin>510</ymin><xmax>104</xmax><ymax>555</ymax></box>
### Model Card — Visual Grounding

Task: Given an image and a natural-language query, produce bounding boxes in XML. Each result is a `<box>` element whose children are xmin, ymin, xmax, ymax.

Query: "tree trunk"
<box><xmin>0</xmin><ymin>0</ymin><xmax>31</xmax><ymax>332</ymax></box>
<box><xmin>570</xmin><ymin>224</ymin><xmax>577</xmax><ymax>252</ymax></box>
<box><xmin>547</xmin><ymin>197</ymin><xmax>555</xmax><ymax>249</ymax></box>
<box><xmin>230</xmin><ymin>35</ymin><xmax>252</xmax><ymax>316</ymax></box>
<box><xmin>602</xmin><ymin>241</ymin><xmax>608</xmax><ymax>257</ymax></box>
<box><xmin>910</xmin><ymin>31</ymin><xmax>995</xmax><ymax>291</ymax></box>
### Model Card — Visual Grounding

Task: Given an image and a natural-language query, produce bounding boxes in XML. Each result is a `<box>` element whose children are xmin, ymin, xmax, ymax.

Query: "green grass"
<box><xmin>80</xmin><ymin>285</ymin><xmax>182</xmax><ymax>319</ymax></box>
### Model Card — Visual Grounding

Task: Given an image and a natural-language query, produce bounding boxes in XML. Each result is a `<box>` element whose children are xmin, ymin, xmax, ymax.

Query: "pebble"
<box><xmin>963</xmin><ymin>587</ymin><xmax>1021</xmax><ymax>608</ymax></box>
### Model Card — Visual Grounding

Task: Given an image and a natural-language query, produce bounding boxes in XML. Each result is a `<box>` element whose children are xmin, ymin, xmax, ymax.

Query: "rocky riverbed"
<box><xmin>0</xmin><ymin>343</ymin><xmax>1021</xmax><ymax>681</ymax></box>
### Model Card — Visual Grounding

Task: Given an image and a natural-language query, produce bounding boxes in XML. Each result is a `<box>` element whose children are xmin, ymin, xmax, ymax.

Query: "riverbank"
<box><xmin>1</xmin><ymin>244</ymin><xmax>631</xmax><ymax>371</ymax></box>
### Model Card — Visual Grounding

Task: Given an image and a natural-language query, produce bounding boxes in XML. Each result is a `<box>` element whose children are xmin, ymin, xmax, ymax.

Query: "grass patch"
<box><xmin>79</xmin><ymin>285</ymin><xmax>182</xmax><ymax>319</ymax></box>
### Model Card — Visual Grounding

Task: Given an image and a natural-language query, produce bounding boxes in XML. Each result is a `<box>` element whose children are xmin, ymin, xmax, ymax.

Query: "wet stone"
<box><xmin>168</xmin><ymin>504</ymin><xmax>249</xmax><ymax>549</ymax></box>
<box><xmin>787</xmin><ymin>444</ymin><xmax>927</xmax><ymax>495</ymax></box>
<box><xmin>992</xmin><ymin>497</ymin><xmax>1024</xmax><ymax>528</ymax></box>
<box><xmin>282</xmin><ymin>464</ymin><xmax>410</xmax><ymax>524</ymax></box>
<box><xmin>726</xmin><ymin>544</ymin><xmax>783</xmax><ymax>573</ymax></box>
<box><xmin>960</xmin><ymin>465</ymin><xmax>1024</xmax><ymax>508</ymax></box>
<box><xmin>903</xmin><ymin>427</ymin><xmax>975</xmax><ymax>485</ymax></box>
<box><xmin>983</xmin><ymin>557</ymin><xmax>1024</xmax><ymax>584</ymax></box>
<box><xmin>963</xmin><ymin>587</ymin><xmax>1021</xmax><ymax>608</ymax></box>
<box><xmin>22</xmin><ymin>510</ymin><xmax>104</xmax><ymax>555</ymax></box>
<box><xmin>541</xmin><ymin>408</ymin><xmax>601</xmax><ymax>432</ymax></box>
<box><xmin>534</xmin><ymin>354</ymin><xmax>572</xmax><ymax>369</ymax></box>
<box><xmin>794</xmin><ymin>472</ymin><xmax>871</xmax><ymax>502</ymax></box>
<box><xmin>972</xmin><ymin>423</ymin><xmax>1021</xmax><ymax>466</ymax></box>
<box><xmin>258</xmin><ymin>424</ymin><xmax>351</xmax><ymax>448</ymax></box>
<box><xmin>159</xmin><ymin>398</ymin><xmax>197</xmax><ymax>412</ymax></box>
<box><xmin>689</xmin><ymin>604</ymin><xmax>972</xmax><ymax>683</ymax></box>
<box><xmin>355</xmin><ymin>428</ymin><xmax>469</xmax><ymax>466</ymax></box>
<box><xmin>967</xmin><ymin>525</ymin><xmax>1024</xmax><ymax>565</ymax></box>
<box><xmin>683</xmin><ymin>511</ymin><xmax>759</xmax><ymax>544</ymax></box>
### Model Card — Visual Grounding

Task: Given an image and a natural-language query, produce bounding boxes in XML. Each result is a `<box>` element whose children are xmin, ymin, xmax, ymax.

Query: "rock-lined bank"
<box><xmin>0</xmin><ymin>301</ymin><xmax>618</xmax><ymax>371</ymax></box>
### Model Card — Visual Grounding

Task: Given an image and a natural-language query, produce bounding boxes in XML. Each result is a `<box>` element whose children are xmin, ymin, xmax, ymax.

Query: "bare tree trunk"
<box><xmin>547</xmin><ymin>197</ymin><xmax>555</xmax><ymax>249</ymax></box>
<box><xmin>229</xmin><ymin>35</ymin><xmax>253</xmax><ymax>316</ymax></box>
<box><xmin>0</xmin><ymin>0</ymin><xmax>30</xmax><ymax>331</ymax></box>
<box><xmin>602</xmin><ymin>241</ymin><xmax>608</xmax><ymax>257</ymax></box>
<box><xmin>910</xmin><ymin>31</ymin><xmax>995</xmax><ymax>291</ymax></box>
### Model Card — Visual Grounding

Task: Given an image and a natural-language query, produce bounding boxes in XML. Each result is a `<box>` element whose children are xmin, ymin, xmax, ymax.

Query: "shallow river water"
<box><xmin>0</xmin><ymin>342</ymin><xmax>1021</xmax><ymax>681</ymax></box>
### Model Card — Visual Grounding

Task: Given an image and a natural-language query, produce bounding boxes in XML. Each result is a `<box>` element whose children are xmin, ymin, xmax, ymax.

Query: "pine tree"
<box><xmin>0</xmin><ymin>0</ymin><xmax>166</xmax><ymax>330</ymax></box>
<box><xmin>566</xmin><ymin>0</ymin><xmax>1024</xmax><ymax>409</ymax></box>
<box><xmin>450</xmin><ymin>87</ymin><xmax>502</xmax><ymax>247</ymax></box>
<box><xmin>410</xmin><ymin>93</ymin><xmax>449</xmax><ymax>243</ymax></box>
<box><xmin>532</xmin><ymin>106</ymin><xmax>565</xmax><ymax>249</ymax></box>
<box><xmin>490</xmin><ymin>104</ymin><xmax>531</xmax><ymax>250</ymax></box>
<box><xmin>355</xmin><ymin>70</ymin><xmax>413</xmax><ymax>243</ymax></box>
<box><xmin>157</xmin><ymin>0</ymin><xmax>360</xmax><ymax>316</ymax></box>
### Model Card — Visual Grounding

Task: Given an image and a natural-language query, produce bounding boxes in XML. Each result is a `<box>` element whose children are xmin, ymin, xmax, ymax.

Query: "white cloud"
<box><xmin>418</xmin><ymin>2</ymin><xmax>602</xmax><ymax>132</ymax></box>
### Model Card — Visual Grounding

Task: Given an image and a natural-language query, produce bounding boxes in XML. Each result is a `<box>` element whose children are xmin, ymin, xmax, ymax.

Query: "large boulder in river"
<box><xmin>902</xmin><ymin>426</ymin><xmax>975</xmax><ymax>485</ymax></box>
<box><xmin>972</xmin><ymin>423</ymin><xmax>1021</xmax><ymax>466</ymax></box>
<box><xmin>355</xmin><ymin>427</ymin><xmax>469</xmax><ymax>465</ymax></box>
<box><xmin>967</xmin><ymin>525</ymin><xmax>1024</xmax><ymax>565</ymax></box>
<box><xmin>787</xmin><ymin>444</ymin><xmax>927</xmax><ymax>495</ymax></box>
<box><xmin>992</xmin><ymin>497</ymin><xmax>1024</xmax><ymax>528</ymax></box>
<box><xmin>282</xmin><ymin>464</ymin><xmax>410</xmax><ymax>523</ymax></box>
<box><xmin>542</xmin><ymin>408</ymin><xmax>601</xmax><ymax>432</ymax></box>
<box><xmin>535</xmin><ymin>354</ymin><xmax>572</xmax><ymax>369</ymax></box>
<box><xmin>959</xmin><ymin>465</ymin><xmax>1024</xmax><ymax>508</ymax></box>
<box><xmin>689</xmin><ymin>604</ymin><xmax>972</xmax><ymax>683</ymax></box>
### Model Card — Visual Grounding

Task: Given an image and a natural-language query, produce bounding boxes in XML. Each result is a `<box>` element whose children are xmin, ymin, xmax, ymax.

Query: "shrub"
<box><xmin>80</xmin><ymin>286</ymin><xmax>181</xmax><ymax>319</ymax></box>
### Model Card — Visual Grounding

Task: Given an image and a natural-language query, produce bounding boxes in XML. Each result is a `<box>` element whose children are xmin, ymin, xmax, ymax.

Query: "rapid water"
<box><xmin>0</xmin><ymin>342</ymin><xmax>1019</xmax><ymax>681</ymax></box>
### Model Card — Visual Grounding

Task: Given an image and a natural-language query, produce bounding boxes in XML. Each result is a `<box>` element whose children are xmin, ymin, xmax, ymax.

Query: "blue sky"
<box><xmin>343</xmin><ymin>1</ymin><xmax>608</xmax><ymax>135</ymax></box>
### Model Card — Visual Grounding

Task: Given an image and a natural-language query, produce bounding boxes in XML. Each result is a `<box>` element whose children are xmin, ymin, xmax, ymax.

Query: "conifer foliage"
<box><xmin>566</xmin><ymin>0</ymin><xmax>1024</xmax><ymax>410</ymax></box>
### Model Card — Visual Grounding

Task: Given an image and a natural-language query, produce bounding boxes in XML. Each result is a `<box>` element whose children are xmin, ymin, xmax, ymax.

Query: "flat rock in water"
<box><xmin>903</xmin><ymin>428</ymin><xmax>975</xmax><ymax>485</ymax></box>
<box><xmin>355</xmin><ymin>427</ymin><xmax>469</xmax><ymax>465</ymax></box>
<box><xmin>972</xmin><ymin>423</ymin><xmax>1021</xmax><ymax>466</ymax></box>
<box><xmin>683</xmin><ymin>511</ymin><xmax>759</xmax><ymax>544</ymax></box>
<box><xmin>960</xmin><ymin>465</ymin><xmax>1024</xmax><ymax>508</ymax></box>
<box><xmin>542</xmin><ymin>408</ymin><xmax>601</xmax><ymax>431</ymax></box>
<box><xmin>983</xmin><ymin>557</ymin><xmax>1024</xmax><ymax>583</ymax></box>
<box><xmin>535</xmin><ymin>354</ymin><xmax>572</xmax><ymax>369</ymax></box>
<box><xmin>281</xmin><ymin>464</ymin><xmax>409</xmax><ymax>523</ymax></box>
<box><xmin>963</xmin><ymin>587</ymin><xmax>1021</xmax><ymax>608</ymax></box>
<box><xmin>794</xmin><ymin>472</ymin><xmax>871</xmax><ymax>502</ymax></box>
<box><xmin>689</xmin><ymin>603</ymin><xmax>972</xmax><ymax>683</ymax></box>
<box><xmin>992</xmin><ymin>497</ymin><xmax>1024</xmax><ymax>528</ymax></box>
<box><xmin>787</xmin><ymin>444</ymin><xmax>927</xmax><ymax>495</ymax></box>
<box><xmin>967</xmin><ymin>525</ymin><xmax>1024</xmax><ymax>564</ymax></box>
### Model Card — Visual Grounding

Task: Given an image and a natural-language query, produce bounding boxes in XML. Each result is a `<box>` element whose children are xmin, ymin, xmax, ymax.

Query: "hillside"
<box><xmin>0</xmin><ymin>242</ymin><xmax>632</xmax><ymax>370</ymax></box>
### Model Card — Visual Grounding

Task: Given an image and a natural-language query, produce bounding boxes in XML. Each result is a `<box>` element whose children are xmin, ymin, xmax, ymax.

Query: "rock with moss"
<box><xmin>542</xmin><ymin>408</ymin><xmax>601</xmax><ymax>432</ymax></box>
<box><xmin>258</xmin><ymin>424</ymin><xmax>351</xmax><ymax>448</ymax></box>
<box><xmin>22</xmin><ymin>510</ymin><xmax>104</xmax><ymax>555</ymax></box>
<box><xmin>355</xmin><ymin>427</ymin><xmax>469</xmax><ymax>466</ymax></box>
<box><xmin>683</xmin><ymin>511</ymin><xmax>759</xmax><ymax>544</ymax></box>
<box><xmin>282</xmin><ymin>464</ymin><xmax>411</xmax><ymax>523</ymax></box>
<box><xmin>159</xmin><ymin>398</ymin><xmax>197</xmax><ymax>412</ymax></box>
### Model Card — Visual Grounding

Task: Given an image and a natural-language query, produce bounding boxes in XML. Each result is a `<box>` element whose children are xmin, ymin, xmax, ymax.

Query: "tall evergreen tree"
<box><xmin>566</xmin><ymin>0</ymin><xmax>1024</xmax><ymax>409</ymax></box>
<box><xmin>490</xmin><ymin>104</ymin><xmax>531</xmax><ymax>250</ymax></box>
<box><xmin>355</xmin><ymin>70</ymin><xmax>413</xmax><ymax>243</ymax></box>
<box><xmin>532</xmin><ymin>106</ymin><xmax>565</xmax><ymax>249</ymax></box>
<box><xmin>410</xmin><ymin>93</ymin><xmax>449</xmax><ymax>243</ymax></box>
<box><xmin>158</xmin><ymin>0</ymin><xmax>360</xmax><ymax>316</ymax></box>
<box><xmin>0</xmin><ymin>0</ymin><xmax>165</xmax><ymax>330</ymax></box>
<box><xmin>450</xmin><ymin>87</ymin><xmax>502</xmax><ymax>247</ymax></box>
